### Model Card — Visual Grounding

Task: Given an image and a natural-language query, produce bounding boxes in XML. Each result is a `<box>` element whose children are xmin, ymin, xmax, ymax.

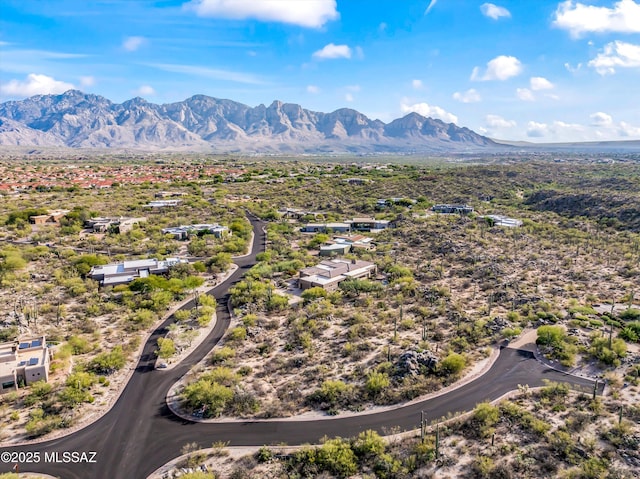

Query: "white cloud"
<box><xmin>516</xmin><ymin>88</ymin><xmax>535</xmax><ymax>101</ymax></box>
<box><xmin>590</xmin><ymin>112</ymin><xmax>613</xmax><ymax>126</ymax></box>
<box><xmin>485</xmin><ymin>114</ymin><xmax>516</xmax><ymax>128</ymax></box>
<box><xmin>527</xmin><ymin>120</ymin><xmax>586</xmax><ymax>139</ymax></box>
<box><xmin>480</xmin><ymin>3</ymin><xmax>511</xmax><ymax>20</ymax></box>
<box><xmin>79</xmin><ymin>76</ymin><xmax>95</xmax><ymax>87</ymax></box>
<box><xmin>564</xmin><ymin>62</ymin><xmax>583</xmax><ymax>73</ymax></box>
<box><xmin>553</xmin><ymin>0</ymin><xmax>640</xmax><ymax>38</ymax></box>
<box><xmin>588</xmin><ymin>40</ymin><xmax>640</xmax><ymax>74</ymax></box>
<box><xmin>0</xmin><ymin>73</ymin><xmax>75</xmax><ymax>97</ymax></box>
<box><xmin>135</xmin><ymin>85</ymin><xmax>156</xmax><ymax>96</ymax></box>
<box><xmin>452</xmin><ymin>88</ymin><xmax>481</xmax><ymax>103</ymax></box>
<box><xmin>312</xmin><ymin>43</ymin><xmax>352</xmax><ymax>60</ymax></box>
<box><xmin>527</xmin><ymin>121</ymin><xmax>548</xmax><ymax>137</ymax></box>
<box><xmin>471</xmin><ymin>55</ymin><xmax>522</xmax><ymax>81</ymax></box>
<box><xmin>145</xmin><ymin>63</ymin><xmax>263</xmax><ymax>84</ymax></box>
<box><xmin>378</xmin><ymin>22</ymin><xmax>387</xmax><ymax>33</ymax></box>
<box><xmin>345</xmin><ymin>93</ymin><xmax>354</xmax><ymax>102</ymax></box>
<box><xmin>400</xmin><ymin>100</ymin><xmax>458</xmax><ymax>124</ymax></box>
<box><xmin>306</xmin><ymin>85</ymin><xmax>320</xmax><ymax>94</ymax></box>
<box><xmin>123</xmin><ymin>36</ymin><xmax>146</xmax><ymax>52</ymax></box>
<box><xmin>184</xmin><ymin>0</ymin><xmax>339</xmax><ymax>28</ymax></box>
<box><xmin>425</xmin><ymin>0</ymin><xmax>438</xmax><ymax>15</ymax></box>
<box><xmin>346</xmin><ymin>84</ymin><xmax>361</xmax><ymax>92</ymax></box>
<box><xmin>354</xmin><ymin>46</ymin><xmax>365</xmax><ymax>59</ymax></box>
<box><xmin>618</xmin><ymin>121</ymin><xmax>640</xmax><ymax>136</ymax></box>
<box><xmin>530</xmin><ymin>76</ymin><xmax>554</xmax><ymax>90</ymax></box>
<box><xmin>412</xmin><ymin>79</ymin><xmax>423</xmax><ymax>89</ymax></box>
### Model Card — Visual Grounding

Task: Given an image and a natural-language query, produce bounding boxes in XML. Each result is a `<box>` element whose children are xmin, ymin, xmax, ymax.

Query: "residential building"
<box><xmin>161</xmin><ymin>224</ymin><xmax>229</xmax><ymax>240</ymax></box>
<box><xmin>300</xmin><ymin>222</ymin><xmax>351</xmax><ymax>233</ymax></box>
<box><xmin>334</xmin><ymin>235</ymin><xmax>375</xmax><ymax>250</ymax></box>
<box><xmin>319</xmin><ymin>235</ymin><xmax>375</xmax><ymax>256</ymax></box>
<box><xmin>344</xmin><ymin>178</ymin><xmax>369</xmax><ymax>185</ymax></box>
<box><xmin>376</xmin><ymin>198</ymin><xmax>416</xmax><ymax>208</ymax></box>
<box><xmin>154</xmin><ymin>191</ymin><xmax>187</xmax><ymax>198</ymax></box>
<box><xmin>431</xmin><ymin>204</ymin><xmax>474</xmax><ymax>214</ymax></box>
<box><xmin>277</xmin><ymin>208</ymin><xmax>321</xmax><ymax>221</ymax></box>
<box><xmin>348</xmin><ymin>217</ymin><xmax>390</xmax><ymax>232</ymax></box>
<box><xmin>144</xmin><ymin>200</ymin><xmax>182</xmax><ymax>209</ymax></box>
<box><xmin>0</xmin><ymin>336</ymin><xmax>51</xmax><ymax>393</ymax></box>
<box><xmin>319</xmin><ymin>243</ymin><xmax>352</xmax><ymax>256</ymax></box>
<box><xmin>298</xmin><ymin>259</ymin><xmax>377</xmax><ymax>291</ymax></box>
<box><xmin>482</xmin><ymin>215</ymin><xmax>523</xmax><ymax>227</ymax></box>
<box><xmin>29</xmin><ymin>209</ymin><xmax>70</xmax><ymax>225</ymax></box>
<box><xmin>85</xmin><ymin>216</ymin><xmax>147</xmax><ymax>233</ymax></box>
<box><xmin>89</xmin><ymin>258</ymin><xmax>187</xmax><ymax>286</ymax></box>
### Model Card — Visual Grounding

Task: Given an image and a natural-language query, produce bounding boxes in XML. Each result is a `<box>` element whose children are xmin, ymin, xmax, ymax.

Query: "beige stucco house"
<box><xmin>0</xmin><ymin>335</ymin><xmax>51</xmax><ymax>393</ymax></box>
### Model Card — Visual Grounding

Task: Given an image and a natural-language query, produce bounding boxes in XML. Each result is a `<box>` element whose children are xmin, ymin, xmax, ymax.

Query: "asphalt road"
<box><xmin>0</xmin><ymin>217</ymin><xmax>600</xmax><ymax>479</ymax></box>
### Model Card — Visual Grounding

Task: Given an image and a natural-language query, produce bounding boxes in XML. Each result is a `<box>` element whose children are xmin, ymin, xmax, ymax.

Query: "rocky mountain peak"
<box><xmin>0</xmin><ymin>90</ymin><xmax>502</xmax><ymax>153</ymax></box>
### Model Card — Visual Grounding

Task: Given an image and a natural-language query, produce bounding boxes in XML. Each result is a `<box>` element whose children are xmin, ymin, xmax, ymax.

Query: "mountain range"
<box><xmin>0</xmin><ymin>90</ymin><xmax>500</xmax><ymax>153</ymax></box>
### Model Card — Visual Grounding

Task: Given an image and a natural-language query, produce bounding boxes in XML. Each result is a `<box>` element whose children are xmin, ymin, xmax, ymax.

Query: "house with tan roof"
<box><xmin>298</xmin><ymin>259</ymin><xmax>377</xmax><ymax>291</ymax></box>
<box><xmin>0</xmin><ymin>335</ymin><xmax>51</xmax><ymax>393</ymax></box>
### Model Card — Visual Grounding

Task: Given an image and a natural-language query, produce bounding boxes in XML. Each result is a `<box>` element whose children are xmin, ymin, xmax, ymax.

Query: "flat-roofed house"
<box><xmin>161</xmin><ymin>224</ymin><xmax>229</xmax><ymax>240</ymax></box>
<box><xmin>319</xmin><ymin>242</ymin><xmax>352</xmax><ymax>256</ymax></box>
<box><xmin>347</xmin><ymin>218</ymin><xmax>390</xmax><ymax>232</ymax></box>
<box><xmin>85</xmin><ymin>216</ymin><xmax>147</xmax><ymax>233</ymax></box>
<box><xmin>298</xmin><ymin>259</ymin><xmax>377</xmax><ymax>291</ymax></box>
<box><xmin>482</xmin><ymin>215</ymin><xmax>523</xmax><ymax>227</ymax></box>
<box><xmin>431</xmin><ymin>204</ymin><xmax>474</xmax><ymax>214</ymax></box>
<box><xmin>300</xmin><ymin>222</ymin><xmax>351</xmax><ymax>233</ymax></box>
<box><xmin>277</xmin><ymin>208</ymin><xmax>321</xmax><ymax>220</ymax></box>
<box><xmin>29</xmin><ymin>209</ymin><xmax>70</xmax><ymax>225</ymax></box>
<box><xmin>144</xmin><ymin>200</ymin><xmax>182</xmax><ymax>209</ymax></box>
<box><xmin>0</xmin><ymin>335</ymin><xmax>51</xmax><ymax>393</ymax></box>
<box><xmin>319</xmin><ymin>235</ymin><xmax>375</xmax><ymax>256</ymax></box>
<box><xmin>89</xmin><ymin>258</ymin><xmax>187</xmax><ymax>286</ymax></box>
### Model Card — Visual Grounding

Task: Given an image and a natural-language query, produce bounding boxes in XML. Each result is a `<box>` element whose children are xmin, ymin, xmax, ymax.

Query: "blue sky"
<box><xmin>1</xmin><ymin>0</ymin><xmax>640</xmax><ymax>142</ymax></box>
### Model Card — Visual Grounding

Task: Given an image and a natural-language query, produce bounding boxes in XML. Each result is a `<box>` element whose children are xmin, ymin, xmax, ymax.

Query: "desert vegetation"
<box><xmin>1</xmin><ymin>154</ymin><xmax>639</xmax><ymax>448</ymax></box>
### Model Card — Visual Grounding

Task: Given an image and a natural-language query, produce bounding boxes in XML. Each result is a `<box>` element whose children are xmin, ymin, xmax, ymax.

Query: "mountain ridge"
<box><xmin>0</xmin><ymin>90</ymin><xmax>500</xmax><ymax>153</ymax></box>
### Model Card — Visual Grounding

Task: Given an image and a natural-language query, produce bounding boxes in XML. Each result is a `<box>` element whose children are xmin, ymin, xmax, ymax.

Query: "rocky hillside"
<box><xmin>0</xmin><ymin>90</ymin><xmax>502</xmax><ymax>153</ymax></box>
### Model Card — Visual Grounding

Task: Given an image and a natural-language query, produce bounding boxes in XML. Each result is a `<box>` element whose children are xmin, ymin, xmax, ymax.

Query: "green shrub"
<box><xmin>365</xmin><ymin>371</ymin><xmax>390</xmax><ymax>397</ymax></box>
<box><xmin>229</xmin><ymin>326</ymin><xmax>247</xmax><ymax>341</ymax></box>
<box><xmin>211</xmin><ymin>346</ymin><xmax>236</xmax><ymax>364</ymax></box>
<box><xmin>88</xmin><ymin>346</ymin><xmax>126</xmax><ymax>375</ymax></box>
<box><xmin>439</xmin><ymin>353</ymin><xmax>466</xmax><ymax>376</ymax></box>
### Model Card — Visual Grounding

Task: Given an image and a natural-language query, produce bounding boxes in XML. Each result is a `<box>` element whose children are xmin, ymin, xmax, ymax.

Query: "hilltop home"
<box><xmin>344</xmin><ymin>178</ymin><xmax>369</xmax><ymax>185</ymax></box>
<box><xmin>347</xmin><ymin>217</ymin><xmax>390</xmax><ymax>232</ymax></box>
<box><xmin>301</xmin><ymin>222</ymin><xmax>352</xmax><ymax>234</ymax></box>
<box><xmin>0</xmin><ymin>336</ymin><xmax>51</xmax><ymax>393</ymax></box>
<box><xmin>431</xmin><ymin>204</ymin><xmax>474</xmax><ymax>214</ymax></box>
<box><xmin>85</xmin><ymin>216</ymin><xmax>147</xmax><ymax>233</ymax></box>
<box><xmin>89</xmin><ymin>258</ymin><xmax>187</xmax><ymax>286</ymax></box>
<box><xmin>482</xmin><ymin>215</ymin><xmax>523</xmax><ymax>228</ymax></box>
<box><xmin>144</xmin><ymin>200</ymin><xmax>182</xmax><ymax>209</ymax></box>
<box><xmin>29</xmin><ymin>209</ymin><xmax>70</xmax><ymax>225</ymax></box>
<box><xmin>319</xmin><ymin>235</ymin><xmax>375</xmax><ymax>256</ymax></box>
<box><xmin>277</xmin><ymin>208</ymin><xmax>321</xmax><ymax>221</ymax></box>
<box><xmin>154</xmin><ymin>191</ymin><xmax>187</xmax><ymax>198</ymax></box>
<box><xmin>376</xmin><ymin>198</ymin><xmax>416</xmax><ymax>209</ymax></box>
<box><xmin>161</xmin><ymin>224</ymin><xmax>229</xmax><ymax>240</ymax></box>
<box><xmin>298</xmin><ymin>259</ymin><xmax>377</xmax><ymax>291</ymax></box>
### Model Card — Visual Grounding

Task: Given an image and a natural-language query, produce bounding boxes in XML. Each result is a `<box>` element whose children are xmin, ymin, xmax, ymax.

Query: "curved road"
<box><xmin>0</xmin><ymin>216</ymin><xmax>599</xmax><ymax>479</ymax></box>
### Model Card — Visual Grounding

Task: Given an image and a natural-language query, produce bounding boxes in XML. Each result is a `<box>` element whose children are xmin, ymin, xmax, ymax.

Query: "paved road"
<box><xmin>0</xmin><ymin>217</ymin><xmax>600</xmax><ymax>479</ymax></box>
